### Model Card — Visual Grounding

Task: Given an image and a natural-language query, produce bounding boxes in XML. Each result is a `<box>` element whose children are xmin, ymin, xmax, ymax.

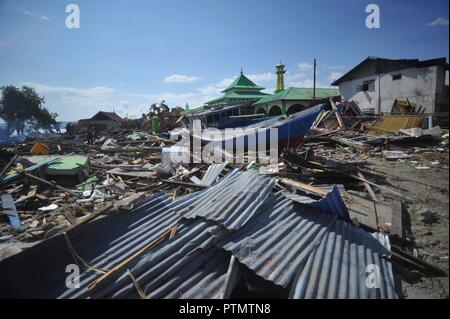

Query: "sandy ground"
<box><xmin>365</xmin><ymin>150</ymin><xmax>449</xmax><ymax>299</ymax></box>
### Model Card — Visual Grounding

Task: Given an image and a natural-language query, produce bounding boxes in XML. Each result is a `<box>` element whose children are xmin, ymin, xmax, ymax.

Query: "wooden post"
<box><xmin>313</xmin><ymin>59</ymin><xmax>316</xmax><ymax>105</ymax></box>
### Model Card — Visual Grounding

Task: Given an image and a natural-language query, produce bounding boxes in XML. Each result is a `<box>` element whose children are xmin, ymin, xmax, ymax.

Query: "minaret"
<box><xmin>275</xmin><ymin>62</ymin><xmax>286</xmax><ymax>93</ymax></box>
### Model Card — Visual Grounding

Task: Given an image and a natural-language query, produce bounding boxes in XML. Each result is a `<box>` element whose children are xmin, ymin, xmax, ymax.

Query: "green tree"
<box><xmin>0</xmin><ymin>85</ymin><xmax>57</xmax><ymax>135</ymax></box>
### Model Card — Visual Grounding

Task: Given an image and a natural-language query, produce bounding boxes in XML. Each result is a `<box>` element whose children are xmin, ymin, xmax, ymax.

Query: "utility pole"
<box><xmin>313</xmin><ymin>59</ymin><xmax>317</xmax><ymax>105</ymax></box>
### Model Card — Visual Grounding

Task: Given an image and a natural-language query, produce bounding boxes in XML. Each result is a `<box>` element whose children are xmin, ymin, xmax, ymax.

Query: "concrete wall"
<box><xmin>339</xmin><ymin>65</ymin><xmax>447</xmax><ymax>114</ymax></box>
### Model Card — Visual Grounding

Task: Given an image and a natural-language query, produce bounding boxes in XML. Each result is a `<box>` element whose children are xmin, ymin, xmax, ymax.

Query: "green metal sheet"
<box><xmin>23</xmin><ymin>155</ymin><xmax>89</xmax><ymax>171</ymax></box>
<box><xmin>221</xmin><ymin>73</ymin><xmax>265</xmax><ymax>92</ymax></box>
<box><xmin>255</xmin><ymin>87</ymin><xmax>340</xmax><ymax>105</ymax></box>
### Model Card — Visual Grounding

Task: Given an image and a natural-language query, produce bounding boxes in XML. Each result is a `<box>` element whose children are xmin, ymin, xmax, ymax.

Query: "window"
<box><xmin>392</xmin><ymin>74</ymin><xmax>402</xmax><ymax>81</ymax></box>
<box><xmin>206</xmin><ymin>115</ymin><xmax>213</xmax><ymax>123</ymax></box>
<box><xmin>357</xmin><ymin>79</ymin><xmax>375</xmax><ymax>92</ymax></box>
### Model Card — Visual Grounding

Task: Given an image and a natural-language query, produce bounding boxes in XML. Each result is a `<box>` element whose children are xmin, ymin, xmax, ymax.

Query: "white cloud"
<box><xmin>164</xmin><ymin>74</ymin><xmax>200</xmax><ymax>83</ymax></box>
<box><xmin>427</xmin><ymin>17</ymin><xmax>449</xmax><ymax>26</ymax></box>
<box><xmin>285</xmin><ymin>71</ymin><xmax>308</xmax><ymax>82</ymax></box>
<box><xmin>289</xmin><ymin>79</ymin><xmax>315</xmax><ymax>88</ymax></box>
<box><xmin>197</xmin><ymin>77</ymin><xmax>234</xmax><ymax>95</ymax></box>
<box><xmin>22</xmin><ymin>10</ymin><xmax>50</xmax><ymax>22</ymax></box>
<box><xmin>23</xmin><ymin>10</ymin><xmax>34</xmax><ymax>16</ymax></box>
<box><xmin>328</xmin><ymin>72</ymin><xmax>343</xmax><ymax>82</ymax></box>
<box><xmin>247</xmin><ymin>72</ymin><xmax>276</xmax><ymax>84</ymax></box>
<box><xmin>18</xmin><ymin>82</ymin><xmax>118</xmax><ymax>120</ymax></box>
<box><xmin>197</xmin><ymin>84</ymin><xmax>222</xmax><ymax>95</ymax></box>
<box><xmin>262</xmin><ymin>87</ymin><xmax>276</xmax><ymax>94</ymax></box>
<box><xmin>13</xmin><ymin>61</ymin><xmax>342</xmax><ymax>120</ymax></box>
<box><xmin>23</xmin><ymin>82</ymin><xmax>115</xmax><ymax>97</ymax></box>
<box><xmin>298</xmin><ymin>62</ymin><xmax>313</xmax><ymax>72</ymax></box>
<box><xmin>321</xmin><ymin>64</ymin><xmax>344</xmax><ymax>70</ymax></box>
<box><xmin>17</xmin><ymin>81</ymin><xmax>220</xmax><ymax>120</ymax></box>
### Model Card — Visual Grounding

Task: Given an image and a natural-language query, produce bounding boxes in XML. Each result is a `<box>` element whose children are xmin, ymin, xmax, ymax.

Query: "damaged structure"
<box><xmin>332</xmin><ymin>57</ymin><xmax>449</xmax><ymax>115</ymax></box>
<box><xmin>78</xmin><ymin>111</ymin><xmax>124</xmax><ymax>131</ymax></box>
<box><xmin>0</xmin><ymin>58</ymin><xmax>448</xmax><ymax>300</ymax></box>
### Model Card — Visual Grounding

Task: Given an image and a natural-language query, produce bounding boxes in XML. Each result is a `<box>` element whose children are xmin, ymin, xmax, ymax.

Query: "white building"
<box><xmin>332</xmin><ymin>57</ymin><xmax>449</xmax><ymax>114</ymax></box>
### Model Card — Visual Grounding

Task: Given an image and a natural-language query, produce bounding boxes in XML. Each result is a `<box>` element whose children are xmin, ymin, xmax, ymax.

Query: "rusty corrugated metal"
<box><xmin>368</xmin><ymin>115</ymin><xmax>425</xmax><ymax>136</ymax></box>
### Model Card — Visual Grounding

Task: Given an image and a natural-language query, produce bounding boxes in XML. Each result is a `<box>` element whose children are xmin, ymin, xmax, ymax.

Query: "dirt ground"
<box><xmin>365</xmin><ymin>150</ymin><xmax>449</xmax><ymax>299</ymax></box>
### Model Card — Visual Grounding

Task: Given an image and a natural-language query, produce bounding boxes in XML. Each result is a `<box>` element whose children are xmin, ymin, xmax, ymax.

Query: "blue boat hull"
<box><xmin>198</xmin><ymin>104</ymin><xmax>325</xmax><ymax>152</ymax></box>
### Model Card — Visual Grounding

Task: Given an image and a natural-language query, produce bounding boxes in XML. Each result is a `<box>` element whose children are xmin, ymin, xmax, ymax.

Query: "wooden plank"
<box><xmin>24</xmin><ymin>172</ymin><xmax>81</xmax><ymax>197</ymax></box>
<box><xmin>347</xmin><ymin>172</ymin><xmax>406</xmax><ymax>199</ymax></box>
<box><xmin>391</xmin><ymin>245</ymin><xmax>446</xmax><ymax>276</ymax></box>
<box><xmin>330</xmin><ymin>98</ymin><xmax>345</xmax><ymax>129</ymax></box>
<box><xmin>330</xmin><ymin>136</ymin><xmax>370</xmax><ymax>151</ymax></box>
<box><xmin>105</xmin><ymin>167</ymin><xmax>156</xmax><ymax>179</ymax></box>
<box><xmin>357</xmin><ymin>171</ymin><xmax>379</xmax><ymax>202</ymax></box>
<box><xmin>87</xmin><ymin>225</ymin><xmax>176</xmax><ymax>291</ymax></box>
<box><xmin>0</xmin><ymin>155</ymin><xmax>18</xmax><ymax>179</ymax></box>
<box><xmin>389</xmin><ymin>200</ymin><xmax>403</xmax><ymax>237</ymax></box>
<box><xmin>67</xmin><ymin>202</ymin><xmax>114</xmax><ymax>232</ymax></box>
<box><xmin>373</xmin><ymin>201</ymin><xmax>393</xmax><ymax>231</ymax></box>
<box><xmin>346</xmin><ymin>194</ymin><xmax>378</xmax><ymax>229</ymax></box>
<box><xmin>160</xmin><ymin>179</ymin><xmax>207</xmax><ymax>189</ymax></box>
<box><xmin>63</xmin><ymin>211</ymin><xmax>78</xmax><ymax>225</ymax></box>
<box><xmin>27</xmin><ymin>186</ymin><xmax>38</xmax><ymax>198</ymax></box>
<box><xmin>280</xmin><ymin>178</ymin><xmax>328</xmax><ymax>197</ymax></box>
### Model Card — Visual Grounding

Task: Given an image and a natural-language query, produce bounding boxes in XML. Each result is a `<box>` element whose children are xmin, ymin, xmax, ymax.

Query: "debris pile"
<box><xmin>0</xmin><ymin>101</ymin><xmax>448</xmax><ymax>299</ymax></box>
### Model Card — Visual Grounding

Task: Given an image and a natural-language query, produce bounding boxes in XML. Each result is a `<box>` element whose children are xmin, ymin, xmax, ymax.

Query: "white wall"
<box><xmin>339</xmin><ymin>66</ymin><xmax>441</xmax><ymax>114</ymax></box>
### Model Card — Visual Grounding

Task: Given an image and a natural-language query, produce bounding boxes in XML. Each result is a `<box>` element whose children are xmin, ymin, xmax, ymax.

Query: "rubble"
<box><xmin>0</xmin><ymin>101</ymin><xmax>448</xmax><ymax>299</ymax></box>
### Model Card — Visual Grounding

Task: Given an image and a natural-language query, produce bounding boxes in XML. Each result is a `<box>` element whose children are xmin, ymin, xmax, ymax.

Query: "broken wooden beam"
<box><xmin>330</xmin><ymin>98</ymin><xmax>346</xmax><ymax>129</ymax></box>
<box><xmin>390</xmin><ymin>245</ymin><xmax>447</xmax><ymax>277</ymax></box>
<box><xmin>357</xmin><ymin>170</ymin><xmax>379</xmax><ymax>202</ymax></box>
<box><xmin>330</xmin><ymin>136</ymin><xmax>370</xmax><ymax>151</ymax></box>
<box><xmin>160</xmin><ymin>179</ymin><xmax>208</xmax><ymax>189</ymax></box>
<box><xmin>280</xmin><ymin>177</ymin><xmax>328</xmax><ymax>197</ymax></box>
<box><xmin>347</xmin><ymin>172</ymin><xmax>406</xmax><ymax>199</ymax></box>
<box><xmin>24</xmin><ymin>172</ymin><xmax>81</xmax><ymax>197</ymax></box>
<box><xmin>0</xmin><ymin>155</ymin><xmax>18</xmax><ymax>179</ymax></box>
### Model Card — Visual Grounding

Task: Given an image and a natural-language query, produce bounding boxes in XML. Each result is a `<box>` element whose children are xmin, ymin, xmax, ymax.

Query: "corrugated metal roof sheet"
<box><xmin>311</xmin><ymin>185</ymin><xmax>350</xmax><ymax>220</ymax></box>
<box><xmin>289</xmin><ymin>223</ymin><xmax>397</xmax><ymax>299</ymax></box>
<box><xmin>58</xmin><ymin>192</ymin><xmax>183</xmax><ymax>298</ymax></box>
<box><xmin>75</xmin><ymin>218</ymin><xmax>230</xmax><ymax>299</ymax></box>
<box><xmin>255</xmin><ymin>87</ymin><xmax>340</xmax><ymax>105</ymax></box>
<box><xmin>219</xmin><ymin>193</ymin><xmax>337</xmax><ymax>287</ymax></box>
<box><xmin>0</xmin><ymin>168</ymin><xmax>398</xmax><ymax>299</ymax></box>
<box><xmin>181</xmin><ymin>169</ymin><xmax>276</xmax><ymax>230</ymax></box>
<box><xmin>368</xmin><ymin>115</ymin><xmax>425</xmax><ymax>136</ymax></box>
<box><xmin>200</xmin><ymin>163</ymin><xmax>228</xmax><ymax>186</ymax></box>
<box><xmin>60</xmin><ymin>169</ymin><xmax>275</xmax><ymax>298</ymax></box>
<box><xmin>219</xmin><ymin>192</ymin><xmax>397</xmax><ymax>299</ymax></box>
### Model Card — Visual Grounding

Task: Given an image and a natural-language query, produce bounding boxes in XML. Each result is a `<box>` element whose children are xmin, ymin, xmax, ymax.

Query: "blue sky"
<box><xmin>0</xmin><ymin>0</ymin><xmax>448</xmax><ymax>121</ymax></box>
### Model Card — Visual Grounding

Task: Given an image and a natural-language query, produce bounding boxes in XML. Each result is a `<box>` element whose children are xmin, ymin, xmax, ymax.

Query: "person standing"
<box><xmin>86</xmin><ymin>126</ymin><xmax>94</xmax><ymax>146</ymax></box>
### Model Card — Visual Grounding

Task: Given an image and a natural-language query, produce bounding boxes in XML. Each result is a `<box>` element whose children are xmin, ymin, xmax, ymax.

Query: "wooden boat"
<box><xmin>195</xmin><ymin>103</ymin><xmax>326</xmax><ymax>151</ymax></box>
